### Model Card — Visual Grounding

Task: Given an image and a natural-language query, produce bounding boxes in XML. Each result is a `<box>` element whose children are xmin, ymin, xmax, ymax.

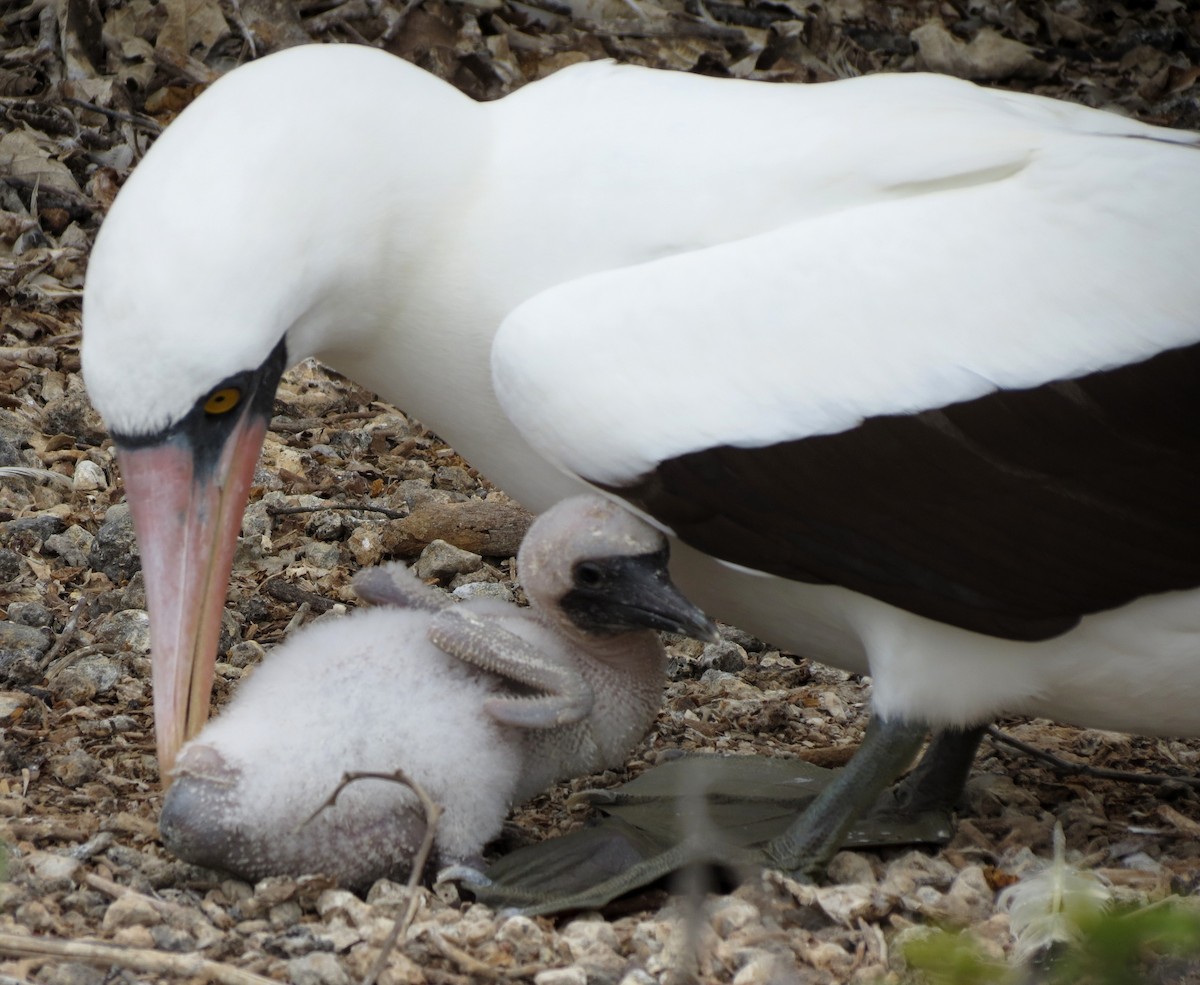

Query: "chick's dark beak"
<box><xmin>560</xmin><ymin>550</ymin><xmax>720</xmax><ymax>642</ymax></box>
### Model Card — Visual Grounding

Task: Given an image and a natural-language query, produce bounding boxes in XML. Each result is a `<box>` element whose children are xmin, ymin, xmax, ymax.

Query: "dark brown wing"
<box><xmin>612</xmin><ymin>340</ymin><xmax>1200</xmax><ymax>641</ymax></box>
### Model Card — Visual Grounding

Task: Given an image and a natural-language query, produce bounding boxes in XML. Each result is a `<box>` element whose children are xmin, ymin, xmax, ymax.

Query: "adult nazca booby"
<box><xmin>160</xmin><ymin>494</ymin><xmax>716</xmax><ymax>889</ymax></box>
<box><xmin>82</xmin><ymin>43</ymin><xmax>1200</xmax><ymax>877</ymax></box>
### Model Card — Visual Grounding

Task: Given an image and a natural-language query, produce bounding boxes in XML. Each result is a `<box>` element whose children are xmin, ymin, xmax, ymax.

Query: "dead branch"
<box><xmin>0</xmin><ymin>931</ymin><xmax>277</xmax><ymax>985</ymax></box>
<box><xmin>987</xmin><ymin>726</ymin><xmax>1200</xmax><ymax>790</ymax></box>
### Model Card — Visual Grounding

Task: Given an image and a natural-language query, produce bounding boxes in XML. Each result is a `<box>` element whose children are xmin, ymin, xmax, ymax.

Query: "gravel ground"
<box><xmin>2</xmin><ymin>2</ymin><xmax>1200</xmax><ymax>983</ymax></box>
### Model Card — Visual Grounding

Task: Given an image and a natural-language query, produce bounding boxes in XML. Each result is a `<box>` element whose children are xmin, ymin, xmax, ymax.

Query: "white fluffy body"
<box><xmin>159</xmin><ymin>495</ymin><xmax>679</xmax><ymax>888</ymax></box>
<box><xmin>162</xmin><ymin>608</ymin><xmax>522</xmax><ymax>886</ymax></box>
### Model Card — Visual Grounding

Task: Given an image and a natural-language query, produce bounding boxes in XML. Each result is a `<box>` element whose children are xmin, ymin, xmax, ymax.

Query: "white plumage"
<box><xmin>81</xmin><ymin>44</ymin><xmax>1200</xmax><ymax>869</ymax></box>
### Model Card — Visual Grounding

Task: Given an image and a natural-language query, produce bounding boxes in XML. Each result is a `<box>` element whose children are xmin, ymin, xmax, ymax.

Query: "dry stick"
<box><xmin>0</xmin><ymin>931</ymin><xmax>277</xmax><ymax>985</ymax></box>
<box><xmin>38</xmin><ymin>596</ymin><xmax>86</xmax><ymax>672</ymax></box>
<box><xmin>266</xmin><ymin>503</ymin><xmax>407</xmax><ymax>520</ymax></box>
<box><xmin>305</xmin><ymin>768</ymin><xmax>444</xmax><ymax>985</ymax></box>
<box><xmin>987</xmin><ymin>726</ymin><xmax>1200</xmax><ymax>790</ymax></box>
<box><xmin>426</xmin><ymin>928</ymin><xmax>551</xmax><ymax>981</ymax></box>
<box><xmin>61</xmin><ymin>97</ymin><xmax>162</xmax><ymax>133</ymax></box>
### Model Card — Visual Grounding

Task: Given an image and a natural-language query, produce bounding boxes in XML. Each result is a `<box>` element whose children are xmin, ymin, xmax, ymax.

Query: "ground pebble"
<box><xmin>288</xmin><ymin>952</ymin><xmax>351</xmax><ymax>985</ymax></box>
<box><xmin>72</xmin><ymin>459</ymin><xmax>107</xmax><ymax>491</ymax></box>
<box><xmin>111</xmin><ymin>926</ymin><xmax>156</xmax><ymax>948</ymax></box>
<box><xmin>534</xmin><ymin>969</ymin><xmax>588</xmax><ymax>985</ymax></box>
<box><xmin>15</xmin><ymin>899</ymin><xmax>57</xmax><ymax>931</ymax></box>
<box><xmin>44</xmin><ymin>524</ymin><xmax>96</xmax><ymax>566</ymax></box>
<box><xmin>304</xmin><ymin>541</ymin><xmax>342</xmax><ymax>568</ymax></box>
<box><xmin>51</xmin><ymin>655</ymin><xmax>124</xmax><ymax>702</ymax></box>
<box><xmin>699</xmin><ymin>639</ymin><xmax>748</xmax><ymax>672</ymax></box>
<box><xmin>414</xmin><ymin>539</ymin><xmax>483</xmax><ymax>581</ymax></box>
<box><xmin>813</xmin><ymin>883</ymin><xmax>881</xmax><ymax>925</ymax></box>
<box><xmin>88</xmin><ymin>504</ymin><xmax>139</xmax><ymax>582</ymax></box>
<box><xmin>25</xmin><ymin>850</ymin><xmax>82</xmax><ymax>889</ymax></box>
<box><xmin>732</xmin><ymin>951</ymin><xmax>799</xmax><ymax>984</ymax></box>
<box><xmin>226</xmin><ymin>640</ymin><xmax>266</xmax><ymax>669</ymax></box>
<box><xmin>561</xmin><ymin>918</ymin><xmax>624</xmax><ymax>983</ymax></box>
<box><xmin>878</xmin><ymin>851</ymin><xmax>958</xmax><ymax>899</ymax></box>
<box><xmin>0</xmin><ymin>513</ymin><xmax>64</xmax><ymax>549</ymax></box>
<box><xmin>151</xmin><ymin>924</ymin><xmax>196</xmax><ymax>951</ymax></box>
<box><xmin>49</xmin><ymin>748</ymin><xmax>101</xmax><ymax>787</ymax></box>
<box><xmin>94</xmin><ymin>608</ymin><xmax>151</xmax><ymax>653</ymax></box>
<box><xmin>40</xmin><ymin>963</ymin><xmax>107</xmax><ymax>985</ymax></box>
<box><xmin>452</xmin><ymin>581</ymin><xmax>514</xmax><ymax>603</ymax></box>
<box><xmin>708</xmin><ymin>896</ymin><xmax>760</xmax><ymax>936</ymax></box>
<box><xmin>919</xmin><ymin>865</ymin><xmax>995</xmax><ymax>925</ymax></box>
<box><xmin>434</xmin><ymin>464</ymin><xmax>476</xmax><ymax>492</ymax></box>
<box><xmin>8</xmin><ymin>600</ymin><xmax>53</xmax><ymax>626</ymax></box>
<box><xmin>41</xmin><ymin>394</ymin><xmax>107</xmax><ymax>443</ymax></box>
<box><xmin>305</xmin><ymin>509</ymin><xmax>346</xmax><ymax>541</ymax></box>
<box><xmin>0</xmin><ymin>690</ymin><xmax>41</xmax><ymax>724</ymax></box>
<box><xmin>102</xmin><ymin>893</ymin><xmax>163</xmax><ymax>931</ymax></box>
<box><xmin>0</xmin><ymin>547</ymin><xmax>25</xmax><ymax>580</ymax></box>
<box><xmin>804</xmin><ymin>941</ymin><xmax>854</xmax><ymax>975</ymax></box>
<box><xmin>495</xmin><ymin>914</ymin><xmax>547</xmax><ymax>960</ymax></box>
<box><xmin>316</xmin><ymin>890</ymin><xmax>375</xmax><ymax>928</ymax></box>
<box><xmin>0</xmin><ymin>622</ymin><xmax>49</xmax><ymax>684</ymax></box>
<box><xmin>348</xmin><ymin>522</ymin><xmax>385</xmax><ymax>565</ymax></box>
<box><xmin>827</xmin><ymin>850</ymin><xmax>877</xmax><ymax>885</ymax></box>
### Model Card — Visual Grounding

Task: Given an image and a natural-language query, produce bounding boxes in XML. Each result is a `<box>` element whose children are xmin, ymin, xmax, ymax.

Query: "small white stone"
<box><xmin>72</xmin><ymin>459</ymin><xmax>107</xmax><ymax>490</ymax></box>
<box><xmin>496</xmin><ymin>914</ymin><xmax>547</xmax><ymax>956</ymax></box>
<box><xmin>287</xmin><ymin>951</ymin><xmax>351</xmax><ymax>985</ymax></box>
<box><xmin>415</xmin><ymin>539</ymin><xmax>483</xmax><ymax>581</ymax></box>
<box><xmin>827</xmin><ymin>850</ymin><xmax>877</xmax><ymax>885</ymax></box>
<box><xmin>708</xmin><ymin>896</ymin><xmax>760</xmax><ymax>936</ymax></box>
<box><xmin>534</xmin><ymin>967</ymin><xmax>588</xmax><ymax>985</ymax></box>
<box><xmin>733</xmin><ymin>951</ymin><xmax>797</xmax><ymax>985</ymax></box>
<box><xmin>316</xmin><ymin>890</ymin><xmax>374</xmax><ymax>927</ymax></box>
<box><xmin>102</xmin><ymin>894</ymin><xmax>163</xmax><ymax>931</ymax></box>
<box><xmin>25</xmin><ymin>851</ymin><xmax>81</xmax><ymax>888</ymax></box>
<box><xmin>919</xmin><ymin>866</ymin><xmax>995</xmax><ymax>925</ymax></box>
<box><xmin>804</xmin><ymin>940</ymin><xmax>854</xmax><ymax>974</ymax></box>
<box><xmin>452</xmin><ymin>581</ymin><xmax>515</xmax><ymax>603</ymax></box>
<box><xmin>814</xmin><ymin>883</ymin><xmax>881</xmax><ymax>926</ymax></box>
<box><xmin>561</xmin><ymin>916</ymin><xmax>623</xmax><ymax>979</ymax></box>
<box><xmin>562</xmin><ymin>916</ymin><xmax>619</xmax><ymax>950</ymax></box>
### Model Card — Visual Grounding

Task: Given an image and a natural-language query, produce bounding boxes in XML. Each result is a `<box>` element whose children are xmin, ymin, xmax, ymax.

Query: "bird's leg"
<box><xmin>428</xmin><ymin>608</ymin><xmax>594</xmax><ymax>728</ymax></box>
<box><xmin>885</xmin><ymin>724</ymin><xmax>987</xmax><ymax>815</ymax></box>
<box><xmin>763</xmin><ymin>714</ymin><xmax>928</xmax><ymax>879</ymax></box>
<box><xmin>353</xmin><ymin>562</ymin><xmax>451</xmax><ymax>613</ymax></box>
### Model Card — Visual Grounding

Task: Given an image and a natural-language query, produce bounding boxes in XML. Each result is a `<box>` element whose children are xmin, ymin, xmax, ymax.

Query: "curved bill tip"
<box><xmin>117</xmin><ymin>413</ymin><xmax>266</xmax><ymax>782</ymax></box>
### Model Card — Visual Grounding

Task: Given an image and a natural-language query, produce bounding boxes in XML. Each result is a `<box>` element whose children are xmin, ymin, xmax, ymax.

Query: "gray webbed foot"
<box><xmin>763</xmin><ymin>715</ymin><xmax>929</xmax><ymax>880</ymax></box>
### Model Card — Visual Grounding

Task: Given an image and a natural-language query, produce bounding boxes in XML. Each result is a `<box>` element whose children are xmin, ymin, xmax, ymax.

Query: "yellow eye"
<box><xmin>203</xmin><ymin>387</ymin><xmax>242</xmax><ymax>415</ymax></box>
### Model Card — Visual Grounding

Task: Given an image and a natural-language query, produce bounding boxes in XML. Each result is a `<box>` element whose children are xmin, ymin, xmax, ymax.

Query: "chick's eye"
<box><xmin>574</xmin><ymin>561</ymin><xmax>604</xmax><ymax>588</ymax></box>
<box><xmin>204</xmin><ymin>387</ymin><xmax>242</xmax><ymax>415</ymax></box>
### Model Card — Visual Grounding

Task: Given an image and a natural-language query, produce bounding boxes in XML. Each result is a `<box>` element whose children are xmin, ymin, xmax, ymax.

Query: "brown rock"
<box><xmin>380</xmin><ymin>499</ymin><xmax>533</xmax><ymax>557</ymax></box>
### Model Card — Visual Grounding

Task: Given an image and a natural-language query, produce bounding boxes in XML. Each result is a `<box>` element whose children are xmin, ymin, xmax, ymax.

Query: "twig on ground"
<box><xmin>267</xmin><ymin>502</ymin><xmax>407</xmax><ymax>520</ymax></box>
<box><xmin>987</xmin><ymin>726</ymin><xmax>1200</xmax><ymax>790</ymax></box>
<box><xmin>0</xmin><ymin>931</ymin><xmax>277</xmax><ymax>985</ymax></box>
<box><xmin>302</xmin><ymin>767</ymin><xmax>445</xmax><ymax>985</ymax></box>
<box><xmin>38</xmin><ymin>597</ymin><xmax>87</xmax><ymax>672</ymax></box>
<box><xmin>426</xmin><ymin>927</ymin><xmax>555</xmax><ymax>980</ymax></box>
<box><xmin>61</xmin><ymin>98</ymin><xmax>162</xmax><ymax>133</ymax></box>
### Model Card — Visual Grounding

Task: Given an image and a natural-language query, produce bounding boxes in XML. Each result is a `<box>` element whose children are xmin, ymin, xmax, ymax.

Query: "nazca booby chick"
<box><xmin>158</xmin><ymin>494</ymin><xmax>717</xmax><ymax>889</ymax></box>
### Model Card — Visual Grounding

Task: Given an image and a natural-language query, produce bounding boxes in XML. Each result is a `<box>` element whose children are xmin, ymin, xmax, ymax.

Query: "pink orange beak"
<box><xmin>117</xmin><ymin>414</ymin><xmax>266</xmax><ymax>783</ymax></box>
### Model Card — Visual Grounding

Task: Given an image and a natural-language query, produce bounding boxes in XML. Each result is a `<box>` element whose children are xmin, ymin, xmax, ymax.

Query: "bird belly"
<box><xmin>863</xmin><ymin>585</ymin><xmax>1200</xmax><ymax>736</ymax></box>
